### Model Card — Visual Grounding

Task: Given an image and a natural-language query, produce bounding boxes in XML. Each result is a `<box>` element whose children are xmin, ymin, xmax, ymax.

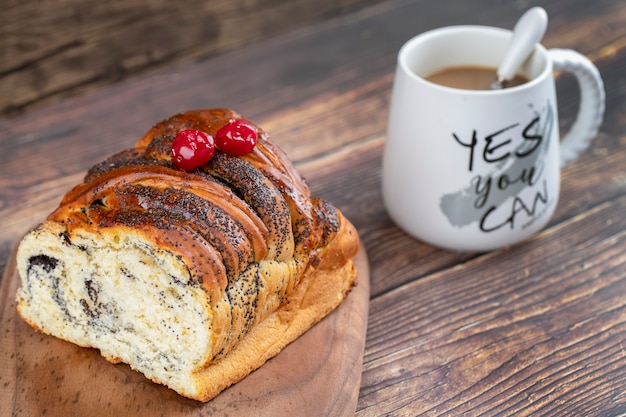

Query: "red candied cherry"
<box><xmin>171</xmin><ymin>129</ymin><xmax>215</xmax><ymax>171</ymax></box>
<box><xmin>215</xmin><ymin>119</ymin><xmax>258</xmax><ymax>156</ymax></box>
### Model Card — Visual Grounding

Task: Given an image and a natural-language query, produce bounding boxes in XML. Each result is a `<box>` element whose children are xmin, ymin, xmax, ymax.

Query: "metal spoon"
<box><xmin>491</xmin><ymin>7</ymin><xmax>548</xmax><ymax>89</ymax></box>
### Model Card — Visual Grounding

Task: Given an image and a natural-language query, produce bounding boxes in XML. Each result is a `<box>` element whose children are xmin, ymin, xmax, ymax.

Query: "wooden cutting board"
<box><xmin>0</xmin><ymin>244</ymin><xmax>369</xmax><ymax>417</ymax></box>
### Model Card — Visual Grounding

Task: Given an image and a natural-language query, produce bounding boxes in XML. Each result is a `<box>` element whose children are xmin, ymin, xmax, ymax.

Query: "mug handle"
<box><xmin>548</xmin><ymin>49</ymin><xmax>605</xmax><ymax>167</ymax></box>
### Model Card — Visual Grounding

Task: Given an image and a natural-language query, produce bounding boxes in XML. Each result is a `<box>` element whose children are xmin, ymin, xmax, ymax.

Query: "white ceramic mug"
<box><xmin>383</xmin><ymin>25</ymin><xmax>605</xmax><ymax>252</ymax></box>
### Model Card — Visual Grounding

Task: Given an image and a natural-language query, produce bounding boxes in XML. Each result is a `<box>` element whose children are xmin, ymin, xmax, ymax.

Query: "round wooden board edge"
<box><xmin>0</xmin><ymin>240</ymin><xmax>370</xmax><ymax>417</ymax></box>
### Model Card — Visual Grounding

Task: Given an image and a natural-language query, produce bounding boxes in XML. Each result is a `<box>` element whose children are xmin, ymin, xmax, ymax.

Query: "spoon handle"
<box><xmin>497</xmin><ymin>7</ymin><xmax>548</xmax><ymax>84</ymax></box>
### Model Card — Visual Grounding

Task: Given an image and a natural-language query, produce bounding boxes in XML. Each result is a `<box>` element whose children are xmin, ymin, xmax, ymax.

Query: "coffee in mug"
<box><xmin>383</xmin><ymin>26</ymin><xmax>605</xmax><ymax>252</ymax></box>
<box><xmin>424</xmin><ymin>65</ymin><xmax>529</xmax><ymax>90</ymax></box>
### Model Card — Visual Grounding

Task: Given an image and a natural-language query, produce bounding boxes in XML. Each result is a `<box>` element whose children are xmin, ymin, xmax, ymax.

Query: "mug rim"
<box><xmin>398</xmin><ymin>25</ymin><xmax>552</xmax><ymax>95</ymax></box>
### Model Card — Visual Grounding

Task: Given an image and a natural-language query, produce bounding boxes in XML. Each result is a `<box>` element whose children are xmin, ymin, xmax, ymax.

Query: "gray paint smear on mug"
<box><xmin>440</xmin><ymin>101</ymin><xmax>555</xmax><ymax>228</ymax></box>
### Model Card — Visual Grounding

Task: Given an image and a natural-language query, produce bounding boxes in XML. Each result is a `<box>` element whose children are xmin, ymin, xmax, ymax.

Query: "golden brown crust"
<box><xmin>49</xmin><ymin>109</ymin><xmax>318</xmax><ymax>294</ymax></box>
<box><xmin>190</xmin><ymin>210</ymin><xmax>359</xmax><ymax>401</ymax></box>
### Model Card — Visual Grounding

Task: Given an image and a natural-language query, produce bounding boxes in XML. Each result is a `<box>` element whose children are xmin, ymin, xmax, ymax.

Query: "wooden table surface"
<box><xmin>1</xmin><ymin>0</ymin><xmax>625</xmax><ymax>415</ymax></box>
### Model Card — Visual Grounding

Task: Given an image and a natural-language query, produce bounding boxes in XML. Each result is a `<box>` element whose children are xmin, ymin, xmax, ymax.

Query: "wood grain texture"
<box><xmin>2</xmin><ymin>0</ymin><xmax>623</xmax><ymax>277</ymax></box>
<box><xmin>357</xmin><ymin>197</ymin><xmax>626</xmax><ymax>416</ymax></box>
<box><xmin>0</xmin><ymin>0</ymin><xmax>384</xmax><ymax>118</ymax></box>
<box><xmin>0</xmin><ymin>246</ymin><xmax>370</xmax><ymax>417</ymax></box>
<box><xmin>1</xmin><ymin>0</ymin><xmax>625</xmax><ymax>414</ymax></box>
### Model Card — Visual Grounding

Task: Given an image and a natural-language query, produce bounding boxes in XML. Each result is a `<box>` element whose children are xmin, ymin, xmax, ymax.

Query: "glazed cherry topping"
<box><xmin>171</xmin><ymin>129</ymin><xmax>215</xmax><ymax>171</ymax></box>
<box><xmin>215</xmin><ymin>119</ymin><xmax>258</xmax><ymax>156</ymax></box>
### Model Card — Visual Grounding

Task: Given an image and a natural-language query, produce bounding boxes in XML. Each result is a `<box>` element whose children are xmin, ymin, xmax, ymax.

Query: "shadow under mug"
<box><xmin>383</xmin><ymin>25</ymin><xmax>605</xmax><ymax>252</ymax></box>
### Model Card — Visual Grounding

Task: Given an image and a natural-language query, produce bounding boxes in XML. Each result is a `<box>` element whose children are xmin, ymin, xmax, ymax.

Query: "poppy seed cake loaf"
<box><xmin>15</xmin><ymin>109</ymin><xmax>359</xmax><ymax>402</ymax></box>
